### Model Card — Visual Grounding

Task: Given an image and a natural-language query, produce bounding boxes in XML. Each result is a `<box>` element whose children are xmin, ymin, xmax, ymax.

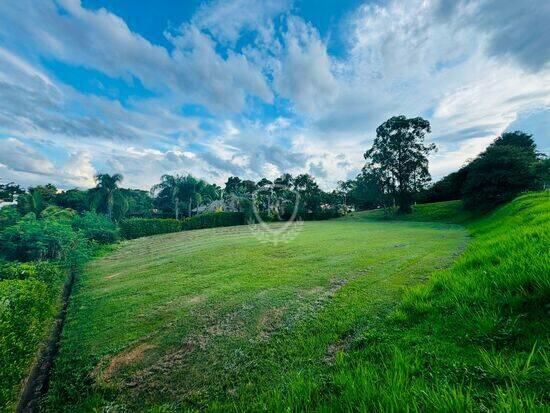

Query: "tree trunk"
<box><xmin>188</xmin><ymin>197</ymin><xmax>192</xmax><ymax>217</ymax></box>
<box><xmin>175</xmin><ymin>197</ymin><xmax>179</xmax><ymax>220</ymax></box>
<box><xmin>108</xmin><ymin>192</ymin><xmax>113</xmax><ymax>220</ymax></box>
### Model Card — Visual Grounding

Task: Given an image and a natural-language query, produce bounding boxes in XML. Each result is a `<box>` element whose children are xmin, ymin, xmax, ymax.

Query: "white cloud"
<box><xmin>0</xmin><ymin>0</ymin><xmax>548</xmax><ymax>192</ymax></box>
<box><xmin>62</xmin><ymin>151</ymin><xmax>96</xmax><ymax>187</ymax></box>
<box><xmin>0</xmin><ymin>138</ymin><xmax>56</xmax><ymax>175</ymax></box>
<box><xmin>0</xmin><ymin>0</ymin><xmax>273</xmax><ymax>113</ymax></box>
<box><xmin>193</xmin><ymin>0</ymin><xmax>291</xmax><ymax>44</ymax></box>
<box><xmin>273</xmin><ymin>17</ymin><xmax>339</xmax><ymax>113</ymax></box>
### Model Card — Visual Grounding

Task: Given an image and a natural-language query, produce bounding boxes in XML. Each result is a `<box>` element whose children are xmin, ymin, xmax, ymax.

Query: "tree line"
<box><xmin>1</xmin><ymin>115</ymin><xmax>548</xmax><ymax>228</ymax></box>
<box><xmin>338</xmin><ymin>117</ymin><xmax>548</xmax><ymax>213</ymax></box>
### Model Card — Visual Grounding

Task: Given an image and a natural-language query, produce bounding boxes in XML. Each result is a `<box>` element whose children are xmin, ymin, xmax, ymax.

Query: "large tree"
<box><xmin>364</xmin><ymin>115</ymin><xmax>436</xmax><ymax>213</ymax></box>
<box><xmin>462</xmin><ymin>132</ymin><xmax>541</xmax><ymax>210</ymax></box>
<box><xmin>293</xmin><ymin>174</ymin><xmax>322</xmax><ymax>213</ymax></box>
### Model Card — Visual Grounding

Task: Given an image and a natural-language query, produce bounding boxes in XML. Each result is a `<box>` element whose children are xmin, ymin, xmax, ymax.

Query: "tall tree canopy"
<box><xmin>152</xmin><ymin>174</ymin><xmax>210</xmax><ymax>219</ymax></box>
<box><xmin>364</xmin><ymin>115</ymin><xmax>436</xmax><ymax>213</ymax></box>
<box><xmin>462</xmin><ymin>131</ymin><xmax>541</xmax><ymax>210</ymax></box>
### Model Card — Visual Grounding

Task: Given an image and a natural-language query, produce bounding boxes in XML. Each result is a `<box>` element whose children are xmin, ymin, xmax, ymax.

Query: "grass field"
<box><xmin>47</xmin><ymin>193</ymin><xmax>549</xmax><ymax>411</ymax></box>
<box><xmin>46</xmin><ymin>210</ymin><xmax>468</xmax><ymax>411</ymax></box>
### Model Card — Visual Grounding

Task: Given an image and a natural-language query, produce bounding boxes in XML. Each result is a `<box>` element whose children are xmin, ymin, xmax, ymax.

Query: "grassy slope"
<box><xmin>47</xmin><ymin>215</ymin><xmax>468</xmax><ymax>411</ymax></box>
<box><xmin>47</xmin><ymin>193</ymin><xmax>549</xmax><ymax>412</ymax></box>
<box><xmin>352</xmin><ymin>199</ymin><xmax>479</xmax><ymax>224</ymax></box>
<box><xmin>255</xmin><ymin>192</ymin><xmax>549</xmax><ymax>411</ymax></box>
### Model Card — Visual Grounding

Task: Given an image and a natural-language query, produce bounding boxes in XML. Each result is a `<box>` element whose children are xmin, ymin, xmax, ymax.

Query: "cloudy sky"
<box><xmin>0</xmin><ymin>0</ymin><xmax>549</xmax><ymax>190</ymax></box>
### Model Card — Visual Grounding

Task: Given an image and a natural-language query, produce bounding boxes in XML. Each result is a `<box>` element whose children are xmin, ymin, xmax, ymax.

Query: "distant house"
<box><xmin>192</xmin><ymin>199</ymin><xmax>236</xmax><ymax>214</ymax></box>
<box><xmin>0</xmin><ymin>200</ymin><xmax>17</xmax><ymax>209</ymax></box>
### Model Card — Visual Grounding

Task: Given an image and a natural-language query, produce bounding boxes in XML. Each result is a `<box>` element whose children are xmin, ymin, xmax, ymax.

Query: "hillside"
<box><xmin>350</xmin><ymin>199</ymin><xmax>480</xmax><ymax>224</ymax></box>
<box><xmin>46</xmin><ymin>192</ymin><xmax>549</xmax><ymax>411</ymax></box>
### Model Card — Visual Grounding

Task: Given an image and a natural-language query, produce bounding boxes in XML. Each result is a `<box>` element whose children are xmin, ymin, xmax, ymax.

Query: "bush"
<box><xmin>120</xmin><ymin>213</ymin><xmax>246</xmax><ymax>239</ymax></box>
<box><xmin>72</xmin><ymin>212</ymin><xmax>119</xmax><ymax>244</ymax></box>
<box><xmin>0</xmin><ymin>217</ymin><xmax>84</xmax><ymax>262</ymax></box>
<box><xmin>41</xmin><ymin>206</ymin><xmax>77</xmax><ymax>223</ymax></box>
<box><xmin>0</xmin><ymin>278</ymin><xmax>59</xmax><ymax>410</ymax></box>
<box><xmin>0</xmin><ymin>206</ymin><xmax>20</xmax><ymax>231</ymax></box>
<box><xmin>0</xmin><ymin>261</ymin><xmax>63</xmax><ymax>284</ymax></box>
<box><xmin>181</xmin><ymin>212</ymin><xmax>244</xmax><ymax>230</ymax></box>
<box><xmin>120</xmin><ymin>211</ymin><xmax>341</xmax><ymax>240</ymax></box>
<box><xmin>119</xmin><ymin>218</ymin><xmax>182</xmax><ymax>239</ymax></box>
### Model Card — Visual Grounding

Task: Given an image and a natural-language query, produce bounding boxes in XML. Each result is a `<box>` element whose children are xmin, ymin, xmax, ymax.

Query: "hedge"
<box><xmin>181</xmin><ymin>212</ymin><xmax>244</xmax><ymax>230</ymax></box>
<box><xmin>119</xmin><ymin>210</ymin><xmax>341</xmax><ymax>240</ymax></box>
<box><xmin>119</xmin><ymin>218</ymin><xmax>182</xmax><ymax>239</ymax></box>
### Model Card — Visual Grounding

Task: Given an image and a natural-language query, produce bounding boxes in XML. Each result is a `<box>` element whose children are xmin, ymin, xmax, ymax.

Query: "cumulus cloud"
<box><xmin>0</xmin><ymin>0</ymin><xmax>548</xmax><ymax>191</ymax></box>
<box><xmin>0</xmin><ymin>138</ymin><xmax>56</xmax><ymax>175</ymax></box>
<box><xmin>0</xmin><ymin>0</ymin><xmax>273</xmax><ymax>113</ymax></box>
<box><xmin>273</xmin><ymin>17</ymin><xmax>339</xmax><ymax>113</ymax></box>
<box><xmin>62</xmin><ymin>151</ymin><xmax>96</xmax><ymax>187</ymax></box>
<box><xmin>307</xmin><ymin>0</ymin><xmax>550</xmax><ymax>168</ymax></box>
<box><xmin>308</xmin><ymin>161</ymin><xmax>328</xmax><ymax>178</ymax></box>
<box><xmin>193</xmin><ymin>0</ymin><xmax>291</xmax><ymax>44</ymax></box>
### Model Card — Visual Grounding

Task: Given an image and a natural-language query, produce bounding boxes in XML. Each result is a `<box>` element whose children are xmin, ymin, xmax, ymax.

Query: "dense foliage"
<box><xmin>119</xmin><ymin>218</ymin><xmax>183</xmax><ymax>239</ymax></box>
<box><xmin>418</xmin><ymin>131</ymin><xmax>547</xmax><ymax>210</ymax></box>
<box><xmin>363</xmin><ymin>116</ymin><xmax>436</xmax><ymax>213</ymax></box>
<box><xmin>181</xmin><ymin>211</ymin><xmax>244</xmax><ymax>230</ymax></box>
<box><xmin>0</xmin><ymin>261</ymin><xmax>65</xmax><ymax>410</ymax></box>
<box><xmin>0</xmin><ymin>216</ymin><xmax>85</xmax><ymax>262</ymax></box>
<box><xmin>72</xmin><ymin>212</ymin><xmax>119</xmax><ymax>244</ymax></box>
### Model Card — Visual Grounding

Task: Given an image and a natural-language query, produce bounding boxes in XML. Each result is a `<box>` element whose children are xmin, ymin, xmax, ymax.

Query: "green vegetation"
<box><xmin>355</xmin><ymin>200</ymin><xmax>479</xmax><ymax>224</ymax></box>
<box><xmin>46</xmin><ymin>192</ymin><xmax>549</xmax><ymax>411</ymax></box>
<box><xmin>0</xmin><ymin>120</ymin><xmax>547</xmax><ymax>411</ymax></box>
<box><xmin>0</xmin><ymin>262</ymin><xmax>64</xmax><ymax>411</ymax></box>
<box><xmin>46</xmin><ymin>199</ymin><xmax>468</xmax><ymax>411</ymax></box>
<box><xmin>119</xmin><ymin>217</ymin><xmax>183</xmax><ymax>239</ymax></box>
<box><xmin>0</xmin><ymin>204</ymin><xmax>114</xmax><ymax>410</ymax></box>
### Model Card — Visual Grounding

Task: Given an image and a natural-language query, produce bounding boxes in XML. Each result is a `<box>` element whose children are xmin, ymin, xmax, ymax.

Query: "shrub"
<box><xmin>0</xmin><ymin>217</ymin><xmax>83</xmax><ymax>262</ymax></box>
<box><xmin>0</xmin><ymin>206</ymin><xmax>20</xmax><ymax>231</ymax></box>
<box><xmin>41</xmin><ymin>206</ymin><xmax>77</xmax><ymax>223</ymax></box>
<box><xmin>181</xmin><ymin>212</ymin><xmax>244</xmax><ymax>230</ymax></box>
<box><xmin>119</xmin><ymin>218</ymin><xmax>182</xmax><ymax>239</ymax></box>
<box><xmin>0</xmin><ymin>279</ymin><xmax>59</xmax><ymax>410</ymax></box>
<box><xmin>72</xmin><ymin>212</ymin><xmax>119</xmax><ymax>244</ymax></box>
<box><xmin>0</xmin><ymin>261</ymin><xmax>63</xmax><ymax>284</ymax></box>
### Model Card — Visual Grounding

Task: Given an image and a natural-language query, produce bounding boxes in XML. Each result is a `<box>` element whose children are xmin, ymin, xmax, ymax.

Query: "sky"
<box><xmin>0</xmin><ymin>0</ymin><xmax>549</xmax><ymax>191</ymax></box>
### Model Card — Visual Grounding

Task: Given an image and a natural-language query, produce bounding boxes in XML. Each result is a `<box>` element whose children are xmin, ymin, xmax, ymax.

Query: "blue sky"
<box><xmin>0</xmin><ymin>0</ymin><xmax>549</xmax><ymax>190</ymax></box>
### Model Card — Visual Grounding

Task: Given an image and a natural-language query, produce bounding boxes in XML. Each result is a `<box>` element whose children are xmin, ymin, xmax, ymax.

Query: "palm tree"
<box><xmin>25</xmin><ymin>189</ymin><xmax>46</xmax><ymax>217</ymax></box>
<box><xmin>151</xmin><ymin>175</ymin><xmax>210</xmax><ymax>219</ymax></box>
<box><xmin>90</xmin><ymin>173</ymin><xmax>126</xmax><ymax>220</ymax></box>
<box><xmin>178</xmin><ymin>175</ymin><xmax>206</xmax><ymax>217</ymax></box>
<box><xmin>151</xmin><ymin>174</ymin><xmax>183</xmax><ymax>220</ymax></box>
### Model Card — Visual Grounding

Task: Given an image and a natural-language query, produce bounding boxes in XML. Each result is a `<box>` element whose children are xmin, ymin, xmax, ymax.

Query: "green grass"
<box><xmin>47</xmin><ymin>192</ymin><xmax>549</xmax><ymax>411</ymax></box>
<box><xmin>352</xmin><ymin>199</ymin><xmax>479</xmax><ymax>224</ymax></box>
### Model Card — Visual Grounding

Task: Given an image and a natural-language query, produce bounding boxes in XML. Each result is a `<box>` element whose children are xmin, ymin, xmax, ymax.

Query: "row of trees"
<box><xmin>2</xmin><ymin>115</ymin><xmax>547</xmax><ymax>223</ymax></box>
<box><xmin>338</xmin><ymin>117</ymin><xmax>548</xmax><ymax>213</ymax></box>
<box><xmin>1</xmin><ymin>171</ymin><xmax>344</xmax><ymax>226</ymax></box>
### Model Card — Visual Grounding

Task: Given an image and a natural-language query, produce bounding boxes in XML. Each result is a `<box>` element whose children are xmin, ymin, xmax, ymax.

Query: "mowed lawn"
<box><xmin>47</xmin><ymin>217</ymin><xmax>468</xmax><ymax>411</ymax></box>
